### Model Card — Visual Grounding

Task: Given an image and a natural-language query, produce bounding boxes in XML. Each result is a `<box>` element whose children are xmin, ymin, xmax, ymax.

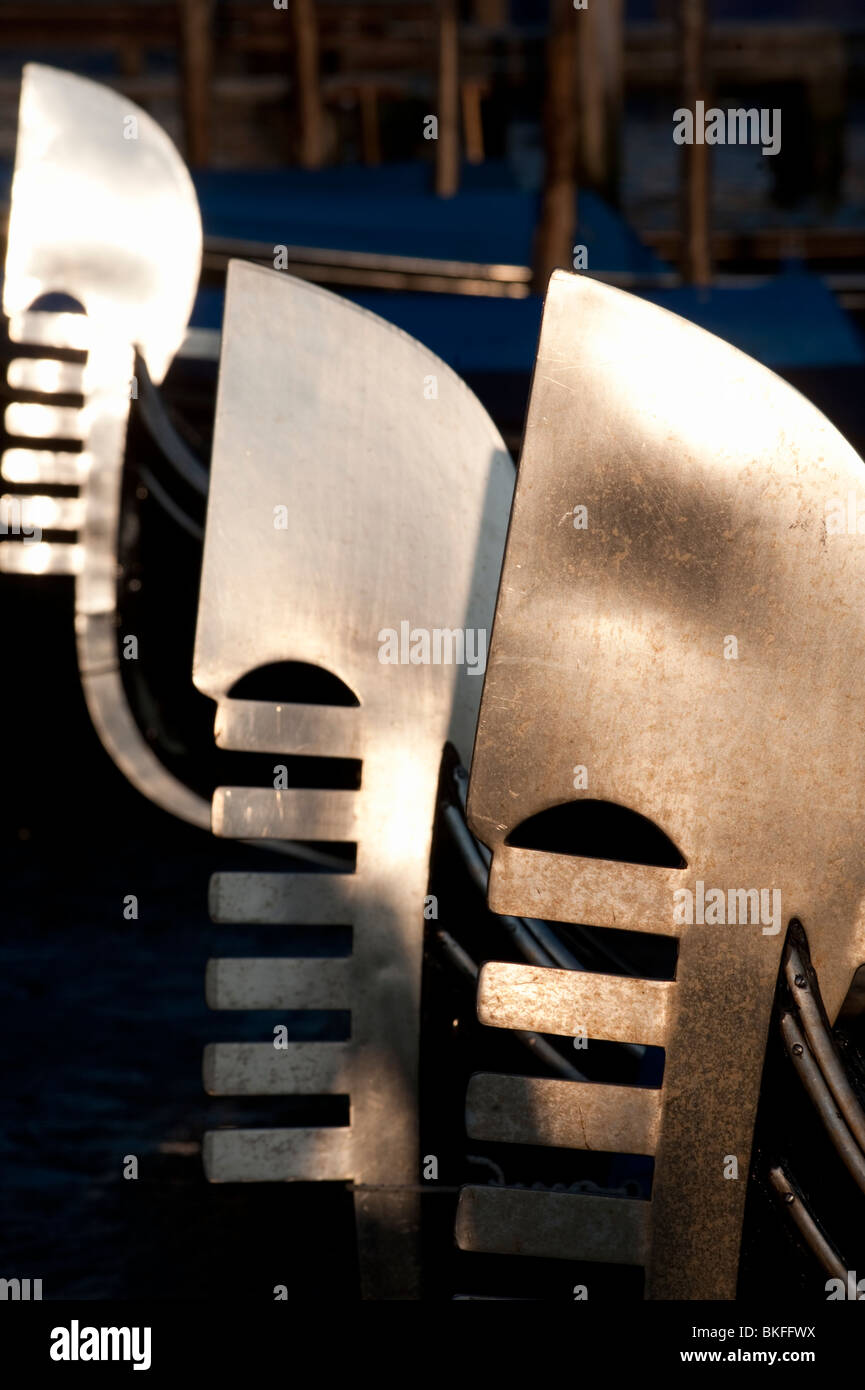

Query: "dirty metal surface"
<box><xmin>2</xmin><ymin>65</ymin><xmax>207</xmax><ymax>829</ymax></box>
<box><xmin>477</xmin><ymin>961</ymin><xmax>673</xmax><ymax>1044</ymax></box>
<box><xmin>194</xmin><ymin>261</ymin><xmax>514</xmax><ymax>1298</ymax></box>
<box><xmin>466</xmin><ymin>1073</ymin><xmax>662</xmax><ymax>1153</ymax></box>
<box><xmin>459</xmin><ymin>270</ymin><xmax>865</xmax><ymax>1299</ymax></box>
<box><xmin>456</xmin><ymin>1185</ymin><xmax>651</xmax><ymax>1265</ymax></box>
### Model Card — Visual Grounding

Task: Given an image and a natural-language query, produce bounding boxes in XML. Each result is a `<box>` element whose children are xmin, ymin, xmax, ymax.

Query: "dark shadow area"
<box><xmin>506</xmin><ymin>798</ymin><xmax>687</xmax><ymax>870</ymax></box>
<box><xmin>228</xmin><ymin>661</ymin><xmax>360</xmax><ymax>707</ymax></box>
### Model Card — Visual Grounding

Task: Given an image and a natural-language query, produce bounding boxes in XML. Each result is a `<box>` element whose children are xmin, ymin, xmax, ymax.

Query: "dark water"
<box><xmin>0</xmin><ymin>571</ymin><xmax>362</xmax><ymax>1300</ymax></box>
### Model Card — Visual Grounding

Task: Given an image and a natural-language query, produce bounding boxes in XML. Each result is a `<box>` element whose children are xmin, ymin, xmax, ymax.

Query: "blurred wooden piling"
<box><xmin>292</xmin><ymin>0</ymin><xmax>325</xmax><ymax>168</ymax></box>
<box><xmin>677</xmin><ymin>0</ymin><xmax>711</xmax><ymax>285</ymax></box>
<box><xmin>533</xmin><ymin>0</ymin><xmax>579</xmax><ymax>293</ymax></box>
<box><xmin>577</xmin><ymin>0</ymin><xmax>624</xmax><ymax>206</ymax></box>
<box><xmin>179</xmin><ymin>0</ymin><xmax>214</xmax><ymax>166</ymax></box>
<box><xmin>436</xmin><ymin>0</ymin><xmax>460</xmax><ymax>197</ymax></box>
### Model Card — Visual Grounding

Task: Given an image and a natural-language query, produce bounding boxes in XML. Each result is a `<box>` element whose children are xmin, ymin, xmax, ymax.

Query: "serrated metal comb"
<box><xmin>193</xmin><ymin>261</ymin><xmax>514</xmax><ymax>1298</ymax></box>
<box><xmin>2</xmin><ymin>64</ymin><xmax>206</xmax><ymax>826</ymax></box>
<box><xmin>457</xmin><ymin>270</ymin><xmax>865</xmax><ymax>1299</ymax></box>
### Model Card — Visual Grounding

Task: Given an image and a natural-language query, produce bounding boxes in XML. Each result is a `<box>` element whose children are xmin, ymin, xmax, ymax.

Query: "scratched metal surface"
<box><xmin>194</xmin><ymin>262</ymin><xmax>514</xmax><ymax>1297</ymax></box>
<box><xmin>460</xmin><ymin>270</ymin><xmax>865</xmax><ymax>1299</ymax></box>
<box><xmin>1</xmin><ymin>65</ymin><xmax>208</xmax><ymax>829</ymax></box>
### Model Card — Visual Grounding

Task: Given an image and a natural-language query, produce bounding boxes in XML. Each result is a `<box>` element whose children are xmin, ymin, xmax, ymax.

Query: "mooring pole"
<box><xmin>179</xmin><ymin>0</ymin><xmax>214</xmax><ymax>167</ymax></box>
<box><xmin>436</xmin><ymin>0</ymin><xmax>460</xmax><ymax>197</ymax></box>
<box><xmin>678</xmin><ymin>0</ymin><xmax>711</xmax><ymax>285</ymax></box>
<box><xmin>578</xmin><ymin>0</ymin><xmax>624</xmax><ymax>205</ymax></box>
<box><xmin>533</xmin><ymin>0</ymin><xmax>579</xmax><ymax>292</ymax></box>
<box><xmin>292</xmin><ymin>0</ymin><xmax>325</xmax><ymax>168</ymax></box>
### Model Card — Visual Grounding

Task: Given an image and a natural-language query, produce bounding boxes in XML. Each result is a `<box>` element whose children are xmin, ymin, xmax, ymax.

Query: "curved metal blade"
<box><xmin>4</xmin><ymin>63</ymin><xmax>201</xmax><ymax>382</ymax></box>
<box><xmin>459</xmin><ymin>270</ymin><xmax>865</xmax><ymax>1299</ymax></box>
<box><xmin>2</xmin><ymin>65</ymin><xmax>208</xmax><ymax>829</ymax></box>
<box><xmin>194</xmin><ymin>262</ymin><xmax>514</xmax><ymax>1297</ymax></box>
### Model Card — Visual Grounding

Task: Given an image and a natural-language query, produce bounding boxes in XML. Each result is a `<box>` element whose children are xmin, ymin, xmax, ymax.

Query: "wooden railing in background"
<box><xmin>0</xmin><ymin>3</ymin><xmax>858</xmax><ymax>289</ymax></box>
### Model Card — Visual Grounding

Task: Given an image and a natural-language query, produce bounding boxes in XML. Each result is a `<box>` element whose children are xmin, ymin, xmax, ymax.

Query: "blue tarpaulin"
<box><xmin>193</xmin><ymin>273</ymin><xmax>863</xmax><ymax>374</ymax></box>
<box><xmin>2</xmin><ymin>156</ymin><xmax>860</xmax><ymax>371</ymax></box>
<box><xmin>187</xmin><ymin>163</ymin><xmax>864</xmax><ymax>371</ymax></box>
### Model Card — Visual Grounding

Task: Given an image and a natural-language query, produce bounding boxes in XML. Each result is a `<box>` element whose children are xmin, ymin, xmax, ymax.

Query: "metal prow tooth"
<box><xmin>465</xmin><ymin>1073</ymin><xmax>661</xmax><ymax>1153</ymax></box>
<box><xmin>205</xmin><ymin>703</ymin><xmax>359</xmax><ymax>1127</ymax></box>
<box><xmin>0</xmin><ymin>494</ymin><xmax>85</xmax><ymax>532</ymax></box>
<box><xmin>475</xmin><ymin>960</ymin><xmax>673</xmax><ymax>1043</ymax></box>
<box><xmin>487</xmin><ymin>846</ymin><xmax>685</xmax><ymax>931</ymax></box>
<box><xmin>194</xmin><ymin>261</ymin><xmax>514</xmax><ymax>1299</ymax></box>
<box><xmin>205</xmin><ymin>957</ymin><xmax>353</xmax><ymax>1012</ymax></box>
<box><xmin>455</xmin><ymin>269</ymin><xmax>865</xmax><ymax>1300</ymax></box>
<box><xmin>214</xmin><ymin>698</ymin><xmax>361</xmax><ymax>758</ymax></box>
<box><xmin>0</xmin><ymin>542</ymin><xmax>84</xmax><ymax>576</ymax></box>
<box><xmin>456</xmin><ymin>952</ymin><xmax>669</xmax><ymax>1271</ymax></box>
<box><xmin>209</xmin><ymin>870</ymin><xmax>355</xmax><ymax>924</ymax></box>
<box><xmin>2</xmin><ymin>450</ymin><xmax>90</xmax><ymax>487</ymax></box>
<box><xmin>1</xmin><ymin>310</ymin><xmax>90</xmax><ymax>576</ymax></box>
<box><xmin>204</xmin><ymin>706</ymin><xmax>365</xmax><ymax>1231</ymax></box>
<box><xmin>7</xmin><ymin>310</ymin><xmax>92</xmax><ymax>353</ymax></box>
<box><xmin>204</xmin><ymin>712</ymin><xmax>357</xmax><ymax>1180</ymax></box>
<box><xmin>213</xmin><ymin>787</ymin><xmax>359</xmax><ymax>842</ymax></box>
<box><xmin>456</xmin><ymin>1186</ymin><xmax>651</xmax><ymax>1265</ymax></box>
<box><xmin>202</xmin><ymin>650</ymin><xmax>417</xmax><ymax>1292</ymax></box>
<box><xmin>2</xmin><ymin>66</ymin><xmax>208</xmax><ymax>829</ymax></box>
<box><xmin>456</xmin><ymin>862</ymin><xmax>779</xmax><ymax>1298</ymax></box>
<box><xmin>5</xmin><ymin>403</ymin><xmax>84</xmax><ymax>439</ymax></box>
<box><xmin>204</xmin><ymin>1041</ymin><xmax>352</xmax><ymax>1094</ymax></box>
<box><xmin>7</xmin><ymin>356</ymin><xmax>86</xmax><ymax>395</ymax></box>
<box><xmin>204</xmin><ymin>1127</ymin><xmax>353</xmax><ymax>1184</ymax></box>
<box><xmin>455</xmin><ymin>896</ymin><xmax>766</xmax><ymax>1295</ymax></box>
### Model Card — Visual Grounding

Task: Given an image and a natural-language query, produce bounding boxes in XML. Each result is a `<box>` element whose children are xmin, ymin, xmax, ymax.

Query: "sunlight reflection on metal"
<box><xmin>5</xmin><ymin>401</ymin><xmax>83</xmax><ymax>439</ymax></box>
<box><xmin>5</xmin><ymin>64</ymin><xmax>200</xmax><ymax>384</ymax></box>
<box><xmin>8</xmin><ymin>309</ymin><xmax>91</xmax><ymax>352</ymax></box>
<box><xmin>195</xmin><ymin>263</ymin><xmax>514</xmax><ymax>1298</ymax></box>
<box><xmin>2</xmin><ymin>65</ymin><xmax>209</xmax><ymax>830</ymax></box>
<box><xmin>458</xmin><ymin>270</ymin><xmax>865</xmax><ymax>1300</ymax></box>
<box><xmin>1</xmin><ymin>449</ymin><xmax>91</xmax><ymax>486</ymax></box>
<box><xmin>0</xmin><ymin>493</ymin><xmax>85</xmax><ymax>531</ymax></box>
<box><xmin>7</xmin><ymin>358</ymin><xmax>86</xmax><ymax>395</ymax></box>
<box><xmin>1</xmin><ymin>540</ymin><xmax>84</xmax><ymax>575</ymax></box>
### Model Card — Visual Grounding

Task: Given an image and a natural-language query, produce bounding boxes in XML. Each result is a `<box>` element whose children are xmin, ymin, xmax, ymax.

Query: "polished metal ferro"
<box><xmin>194</xmin><ymin>261</ymin><xmax>514</xmax><ymax>1298</ymax></box>
<box><xmin>456</xmin><ymin>269</ymin><xmax>865</xmax><ymax>1299</ymax></box>
<box><xmin>2</xmin><ymin>64</ymin><xmax>208</xmax><ymax>827</ymax></box>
